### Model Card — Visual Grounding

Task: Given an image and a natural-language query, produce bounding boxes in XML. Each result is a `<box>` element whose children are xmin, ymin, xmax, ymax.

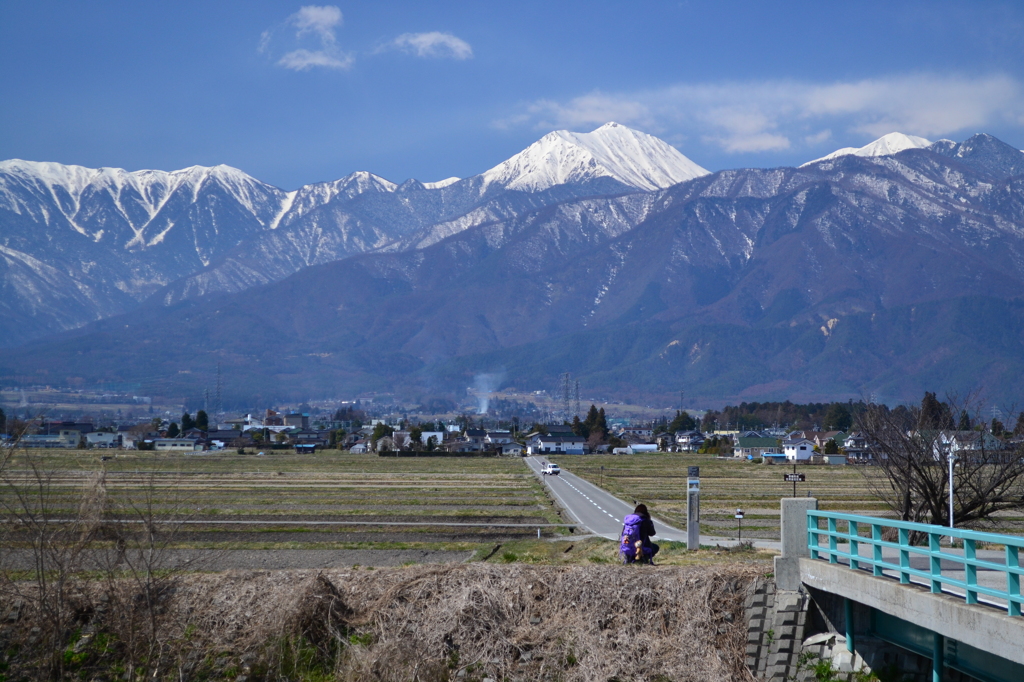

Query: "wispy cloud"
<box><xmin>383</xmin><ymin>32</ymin><xmax>473</xmax><ymax>59</ymax></box>
<box><xmin>291</xmin><ymin>5</ymin><xmax>342</xmax><ymax>44</ymax></box>
<box><xmin>261</xmin><ymin>5</ymin><xmax>354</xmax><ymax>72</ymax></box>
<box><xmin>278</xmin><ymin>49</ymin><xmax>354</xmax><ymax>71</ymax></box>
<box><xmin>498</xmin><ymin>74</ymin><xmax>1024</xmax><ymax>153</ymax></box>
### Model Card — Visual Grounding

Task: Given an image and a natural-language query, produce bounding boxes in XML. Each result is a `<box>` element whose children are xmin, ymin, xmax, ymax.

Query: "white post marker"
<box><xmin>948</xmin><ymin>451</ymin><xmax>956</xmax><ymax>537</ymax></box>
<box><xmin>735</xmin><ymin>508</ymin><xmax>745</xmax><ymax>543</ymax></box>
<box><xmin>687</xmin><ymin>466</ymin><xmax>700</xmax><ymax>550</ymax></box>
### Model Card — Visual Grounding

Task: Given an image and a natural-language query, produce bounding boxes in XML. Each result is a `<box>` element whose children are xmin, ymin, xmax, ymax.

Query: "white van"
<box><xmin>542</xmin><ymin>463</ymin><xmax>560</xmax><ymax>476</ymax></box>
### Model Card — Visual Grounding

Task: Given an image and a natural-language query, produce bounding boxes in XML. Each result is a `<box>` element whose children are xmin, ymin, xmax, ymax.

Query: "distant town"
<box><xmin>6</xmin><ymin>391</ymin><xmax>1021</xmax><ymax>466</ymax></box>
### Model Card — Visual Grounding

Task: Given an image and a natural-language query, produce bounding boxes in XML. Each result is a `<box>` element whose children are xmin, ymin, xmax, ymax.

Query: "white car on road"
<box><xmin>541</xmin><ymin>463</ymin><xmax>561</xmax><ymax>475</ymax></box>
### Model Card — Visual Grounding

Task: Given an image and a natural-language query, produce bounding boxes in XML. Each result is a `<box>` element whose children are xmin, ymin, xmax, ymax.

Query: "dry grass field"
<box><xmin>0</xmin><ymin>450</ymin><xmax>562</xmax><ymax>555</ymax></box>
<box><xmin>6</xmin><ymin>448</ymin><xmax>1021</xmax><ymax>554</ymax></box>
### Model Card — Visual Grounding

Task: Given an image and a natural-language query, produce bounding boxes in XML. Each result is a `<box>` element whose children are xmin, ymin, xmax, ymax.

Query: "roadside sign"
<box><xmin>734</xmin><ymin>509</ymin><xmax>745</xmax><ymax>519</ymax></box>
<box><xmin>783</xmin><ymin>473</ymin><xmax>805</xmax><ymax>482</ymax></box>
<box><xmin>688</xmin><ymin>466</ymin><xmax>700</xmax><ymax>477</ymax></box>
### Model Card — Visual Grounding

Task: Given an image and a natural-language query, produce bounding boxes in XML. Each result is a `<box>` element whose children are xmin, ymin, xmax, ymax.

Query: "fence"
<box><xmin>807</xmin><ymin>510</ymin><xmax>1024</xmax><ymax>617</ymax></box>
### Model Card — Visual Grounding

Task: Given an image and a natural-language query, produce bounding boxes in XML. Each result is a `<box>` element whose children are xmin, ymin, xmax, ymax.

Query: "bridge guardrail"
<box><xmin>807</xmin><ymin>510</ymin><xmax>1023</xmax><ymax>617</ymax></box>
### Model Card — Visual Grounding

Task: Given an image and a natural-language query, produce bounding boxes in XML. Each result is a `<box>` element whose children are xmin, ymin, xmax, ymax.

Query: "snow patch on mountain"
<box><xmin>422</xmin><ymin>177</ymin><xmax>461</xmax><ymax>189</ymax></box>
<box><xmin>801</xmin><ymin>133</ymin><xmax>933</xmax><ymax>167</ymax></box>
<box><xmin>480</xmin><ymin>122</ymin><xmax>709</xmax><ymax>193</ymax></box>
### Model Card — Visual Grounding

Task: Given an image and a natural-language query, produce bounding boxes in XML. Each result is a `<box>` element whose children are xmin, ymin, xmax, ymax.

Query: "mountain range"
<box><xmin>2</xmin><ymin>124</ymin><xmax>1024</xmax><ymax>407</ymax></box>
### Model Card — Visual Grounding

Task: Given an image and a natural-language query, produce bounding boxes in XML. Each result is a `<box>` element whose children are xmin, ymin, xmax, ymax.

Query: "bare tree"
<box><xmin>1</xmin><ymin>431</ymin><xmax>210</xmax><ymax>679</ymax></box>
<box><xmin>857</xmin><ymin>395</ymin><xmax>1024</xmax><ymax>537</ymax></box>
<box><xmin>0</xmin><ymin>448</ymin><xmax>105</xmax><ymax>678</ymax></box>
<box><xmin>92</xmin><ymin>468</ymin><xmax>212</xmax><ymax>679</ymax></box>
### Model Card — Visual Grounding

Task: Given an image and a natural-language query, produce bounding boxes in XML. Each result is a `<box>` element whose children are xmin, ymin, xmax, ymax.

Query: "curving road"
<box><xmin>524</xmin><ymin>456</ymin><xmax>689</xmax><ymax>542</ymax></box>
<box><xmin>524</xmin><ymin>456</ymin><xmax>779</xmax><ymax>549</ymax></box>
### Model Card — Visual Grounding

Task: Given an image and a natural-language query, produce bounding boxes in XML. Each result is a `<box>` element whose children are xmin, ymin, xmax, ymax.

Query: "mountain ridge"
<box><xmin>0</xmin><ymin>123</ymin><xmax>701</xmax><ymax>346</ymax></box>
<box><xmin>4</xmin><ymin>133</ymin><xmax>1024</xmax><ymax>405</ymax></box>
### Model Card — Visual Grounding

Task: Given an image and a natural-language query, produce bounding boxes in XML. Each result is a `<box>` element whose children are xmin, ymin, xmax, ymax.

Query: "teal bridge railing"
<box><xmin>807</xmin><ymin>510</ymin><xmax>1024</xmax><ymax>617</ymax></box>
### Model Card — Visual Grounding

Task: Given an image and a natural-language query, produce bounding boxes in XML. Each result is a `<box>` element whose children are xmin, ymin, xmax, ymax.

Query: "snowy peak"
<box><xmin>422</xmin><ymin>177</ymin><xmax>460</xmax><ymax>189</ymax></box>
<box><xmin>801</xmin><ymin>133</ymin><xmax>933</xmax><ymax>167</ymax></box>
<box><xmin>481</xmin><ymin>122</ymin><xmax>709</xmax><ymax>193</ymax></box>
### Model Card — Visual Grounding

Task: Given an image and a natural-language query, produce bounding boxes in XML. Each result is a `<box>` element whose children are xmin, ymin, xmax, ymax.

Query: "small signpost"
<box><xmin>735</xmin><ymin>508</ymin><xmax>745</xmax><ymax>542</ymax></box>
<box><xmin>783</xmin><ymin>465</ymin><xmax>806</xmax><ymax>497</ymax></box>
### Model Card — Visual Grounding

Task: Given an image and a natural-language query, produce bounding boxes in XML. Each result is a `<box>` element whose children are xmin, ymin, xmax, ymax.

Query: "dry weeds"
<box><xmin>1</xmin><ymin>563</ymin><xmax>760</xmax><ymax>681</ymax></box>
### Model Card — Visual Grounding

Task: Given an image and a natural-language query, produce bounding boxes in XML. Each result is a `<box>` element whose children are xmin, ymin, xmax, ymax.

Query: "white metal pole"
<box><xmin>948</xmin><ymin>452</ymin><xmax>955</xmax><ymax>535</ymax></box>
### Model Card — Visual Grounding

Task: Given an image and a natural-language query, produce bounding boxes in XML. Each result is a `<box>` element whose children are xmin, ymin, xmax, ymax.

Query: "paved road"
<box><xmin>524</xmin><ymin>456</ymin><xmax>760</xmax><ymax>546</ymax></box>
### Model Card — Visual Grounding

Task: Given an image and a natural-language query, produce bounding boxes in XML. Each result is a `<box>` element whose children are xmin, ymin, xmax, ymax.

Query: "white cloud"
<box><xmin>385</xmin><ymin>32</ymin><xmax>473</xmax><ymax>59</ymax></box>
<box><xmin>805</xmin><ymin>129</ymin><xmax>833</xmax><ymax>146</ymax></box>
<box><xmin>500</xmin><ymin>74</ymin><xmax>1024</xmax><ymax>154</ymax></box>
<box><xmin>278</xmin><ymin>49</ymin><xmax>353</xmax><ymax>71</ymax></box>
<box><xmin>291</xmin><ymin>5</ymin><xmax>342</xmax><ymax>45</ymax></box>
<box><xmin>261</xmin><ymin>5</ymin><xmax>352</xmax><ymax>71</ymax></box>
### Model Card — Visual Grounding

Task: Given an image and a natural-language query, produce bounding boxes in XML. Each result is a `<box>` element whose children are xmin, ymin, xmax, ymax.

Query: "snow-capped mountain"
<box><xmin>480</xmin><ymin>122</ymin><xmax>709</xmax><ymax>192</ymax></box>
<box><xmin>0</xmin><ymin>123</ymin><xmax>710</xmax><ymax>346</ymax></box>
<box><xmin>801</xmin><ymin>132</ymin><xmax>933</xmax><ymax>166</ymax></box>
<box><xmin>0</xmin><ymin>159</ymin><xmax>286</xmax><ymax>244</ymax></box>
<box><xmin>8</xmin><ymin>133</ymin><xmax>1024</xmax><ymax>406</ymax></box>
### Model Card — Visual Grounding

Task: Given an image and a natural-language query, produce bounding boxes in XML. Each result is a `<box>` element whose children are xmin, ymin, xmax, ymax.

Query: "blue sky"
<box><xmin>2</xmin><ymin>1</ymin><xmax>1023</xmax><ymax>189</ymax></box>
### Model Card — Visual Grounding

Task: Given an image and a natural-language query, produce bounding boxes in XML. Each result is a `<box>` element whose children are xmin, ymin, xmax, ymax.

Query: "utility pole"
<box><xmin>215</xmin><ymin>363</ymin><xmax>222</xmax><ymax>414</ymax></box>
<box><xmin>560</xmin><ymin>372</ymin><xmax>572</xmax><ymax>423</ymax></box>
<box><xmin>574</xmin><ymin>380</ymin><xmax>580</xmax><ymax>421</ymax></box>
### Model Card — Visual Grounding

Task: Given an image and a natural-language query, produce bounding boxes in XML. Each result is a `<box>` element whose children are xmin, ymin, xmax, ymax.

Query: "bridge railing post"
<box><xmin>965</xmin><ymin>538</ymin><xmax>979</xmax><ymax>604</ymax></box>
<box><xmin>929</xmin><ymin>532</ymin><xmax>943</xmax><ymax>593</ymax></box>
<box><xmin>849</xmin><ymin>520</ymin><xmax>859</xmax><ymax>571</ymax></box>
<box><xmin>872</xmin><ymin>523</ymin><xmax>884</xmax><ymax>577</ymax></box>
<box><xmin>828</xmin><ymin>517</ymin><xmax>838</xmax><ymax>564</ymax></box>
<box><xmin>1008</xmin><ymin>545</ymin><xmax>1021</xmax><ymax>617</ymax></box>
<box><xmin>808</xmin><ymin>511</ymin><xmax>819</xmax><ymax>560</ymax></box>
<box><xmin>899</xmin><ymin>528</ymin><xmax>911</xmax><ymax>584</ymax></box>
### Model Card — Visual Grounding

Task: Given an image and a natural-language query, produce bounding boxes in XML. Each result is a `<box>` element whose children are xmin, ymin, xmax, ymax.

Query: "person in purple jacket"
<box><xmin>620</xmin><ymin>503</ymin><xmax>660</xmax><ymax>564</ymax></box>
<box><xmin>633</xmin><ymin>503</ymin><xmax>659</xmax><ymax>562</ymax></box>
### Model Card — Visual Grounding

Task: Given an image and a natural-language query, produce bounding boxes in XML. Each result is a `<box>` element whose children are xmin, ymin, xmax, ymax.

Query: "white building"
<box><xmin>152</xmin><ymin>438</ymin><xmax>202</xmax><ymax>452</ymax></box>
<box><xmin>783</xmin><ymin>438</ymin><xmax>814</xmax><ymax>461</ymax></box>
<box><xmin>526</xmin><ymin>434</ymin><xmax>585</xmax><ymax>455</ymax></box>
<box><xmin>86</xmin><ymin>432</ymin><xmax>119</xmax><ymax>448</ymax></box>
